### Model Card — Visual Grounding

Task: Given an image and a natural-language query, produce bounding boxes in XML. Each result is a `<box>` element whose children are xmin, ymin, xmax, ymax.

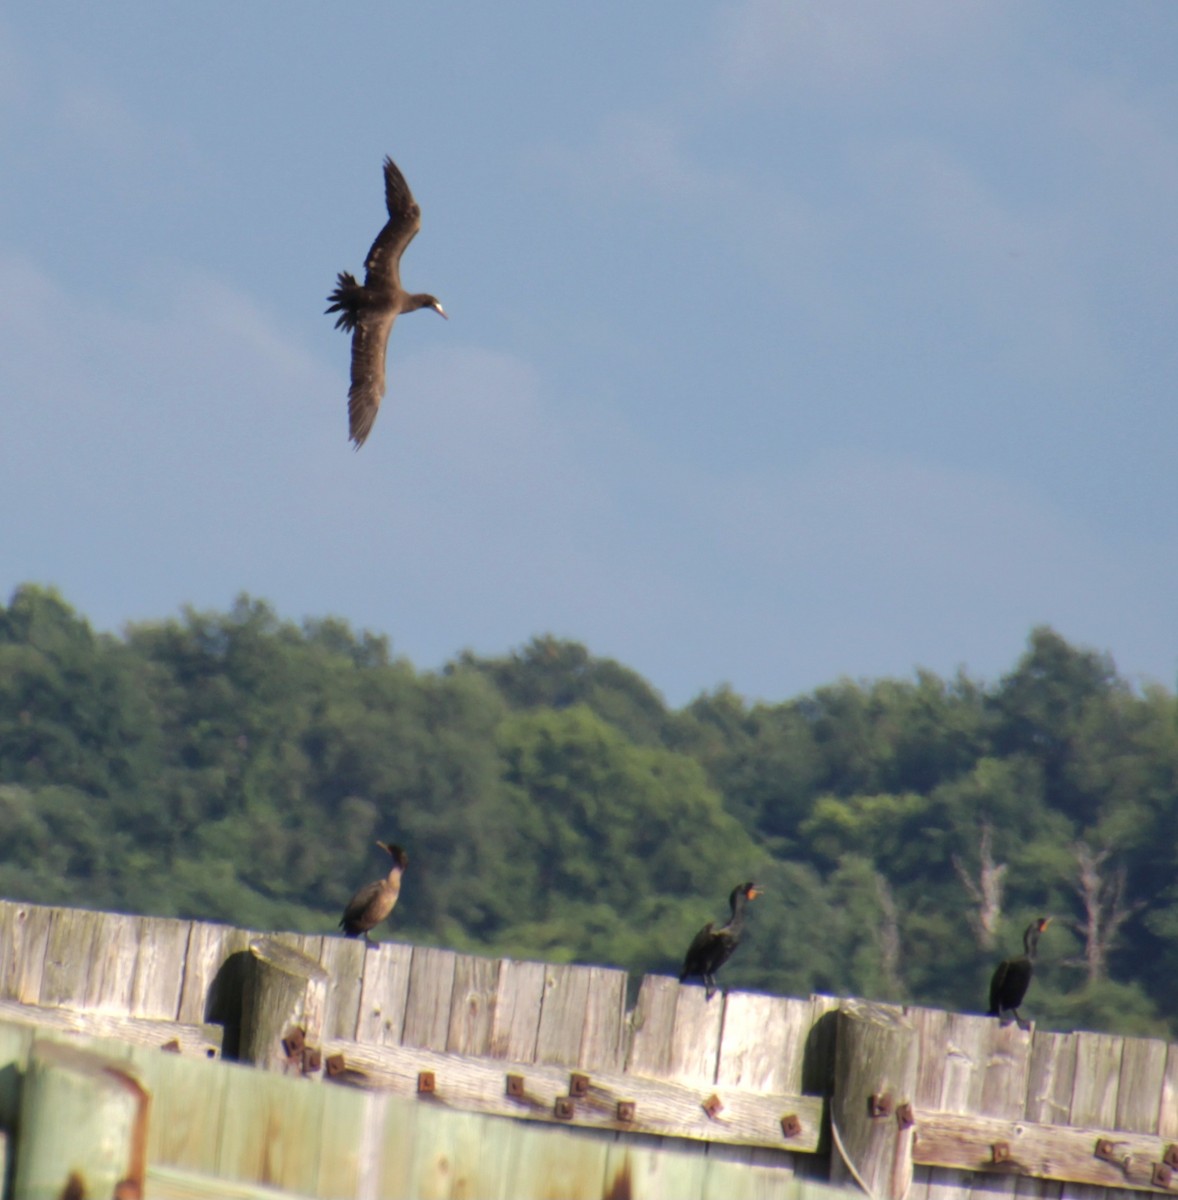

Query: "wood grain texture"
<box><xmin>317</xmin><ymin>934</ymin><xmax>367</xmax><ymax>1042</ymax></box>
<box><xmin>913</xmin><ymin>1110</ymin><xmax>1177</xmax><ymax>1195</ymax></box>
<box><xmin>535</xmin><ymin>962</ymin><xmax>591</xmax><ymax>1067</ymax></box>
<box><xmin>489</xmin><ymin>957</ymin><xmax>546</xmax><ymax>1061</ymax></box>
<box><xmin>0</xmin><ymin>999</ymin><xmax>221</xmax><ymax>1056</ymax></box>
<box><xmin>131</xmin><ymin>915</ymin><xmax>192</xmax><ymax>1019</ymax></box>
<box><xmin>401</xmin><ymin>945</ymin><xmax>457</xmax><ymax>1051</ymax></box>
<box><xmin>577</xmin><ymin>964</ymin><xmax>628</xmax><ymax>1072</ymax></box>
<box><xmin>318</xmin><ymin>1035</ymin><xmax>824</xmax><ymax>1152</ymax></box>
<box><xmin>355</xmin><ymin>939</ymin><xmax>412</xmax><ymax>1047</ymax></box>
<box><xmin>447</xmin><ymin>952</ymin><xmax>500</xmax><ymax>1055</ymax></box>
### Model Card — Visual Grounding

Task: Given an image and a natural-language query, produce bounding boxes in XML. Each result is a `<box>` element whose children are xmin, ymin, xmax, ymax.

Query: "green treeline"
<box><xmin>1</xmin><ymin>583</ymin><xmax>1175</xmax><ymax>1036</ymax></box>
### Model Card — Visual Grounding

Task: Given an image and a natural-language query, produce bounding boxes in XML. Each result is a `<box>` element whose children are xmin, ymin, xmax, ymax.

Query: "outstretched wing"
<box><xmin>347</xmin><ymin>308</ymin><xmax>398</xmax><ymax>448</ymax></box>
<box><xmin>363</xmin><ymin>156</ymin><xmax>422</xmax><ymax>290</ymax></box>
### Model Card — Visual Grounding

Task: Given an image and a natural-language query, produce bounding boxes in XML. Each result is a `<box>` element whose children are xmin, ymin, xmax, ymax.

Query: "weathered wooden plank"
<box><xmin>967</xmin><ymin>1020</ymin><xmax>1037</xmax><ymax>1200</ymax></box>
<box><xmin>318</xmin><ymin>1036</ymin><xmax>824</xmax><ymax>1152</ymax></box>
<box><xmin>317</xmin><ymin>934</ymin><xmax>367</xmax><ymax>1042</ymax></box>
<box><xmin>216</xmin><ymin>1059</ymin><xmax>325</xmax><ymax>1191</ymax></box>
<box><xmin>1015</xmin><ymin>1033</ymin><xmax>1075</xmax><ymax>1200</ymax></box>
<box><xmin>38</xmin><ymin>907</ymin><xmax>139</xmax><ymax>1011</ymax></box>
<box><xmin>446</xmin><ymin>952</ymin><xmax>500</xmax><ymax>1055</ymax></box>
<box><xmin>131</xmin><ymin>1045</ymin><xmax>229</xmax><ymax>1170</ymax></box>
<box><xmin>401</xmin><ymin>946</ymin><xmax>458</xmax><ymax>1051</ymax></box>
<box><xmin>608</xmin><ymin>1131</ymin><xmax>708</xmax><ymax>1199</ymax></box>
<box><xmin>717</xmin><ymin>993</ymin><xmax>812</xmax><ymax>1093</ymax></box>
<box><xmin>912</xmin><ymin>1110</ymin><xmax>1176</xmax><ymax>1195</ymax></box>
<box><xmin>579</xmin><ymin>964</ymin><xmax>629</xmax><ymax>1072</ymax></box>
<box><xmin>0</xmin><ymin>999</ymin><xmax>221</xmax><ymax>1056</ymax></box>
<box><xmin>0</xmin><ymin>901</ymin><xmax>53</xmax><ymax>1004</ymax></box>
<box><xmin>498</xmin><ymin>1117</ymin><xmax>612</xmax><ymax>1200</ymax></box>
<box><xmin>1158</xmin><ymin>1042</ymin><xmax>1178</xmax><ymax>1141</ymax></box>
<box><xmin>668</xmin><ymin>984</ymin><xmax>725</xmax><ymax>1086</ymax></box>
<box><xmin>627</xmin><ymin>974</ymin><xmax>681</xmax><ymax>1079</ymax></box>
<box><xmin>1115</xmin><ymin>1037</ymin><xmax>1167</xmax><ymax>1134</ymax></box>
<box><xmin>354</xmin><ymin>939</ymin><xmax>412</xmax><ymax>1046</ymax></box>
<box><xmin>312</xmin><ymin>1072</ymin><xmax>372</xmax><ymax>1199</ymax></box>
<box><xmin>489</xmin><ymin>957</ymin><xmax>546</xmax><ymax>1061</ymax></box>
<box><xmin>535</xmin><ymin>962</ymin><xmax>592</xmax><ymax>1067</ymax></box>
<box><xmin>908</xmin><ymin>1006</ymin><xmax>953</xmax><ymax>1200</ymax></box>
<box><xmin>1062</xmin><ymin>1032</ymin><xmax>1126</xmax><ymax>1200</ymax></box>
<box><xmin>131</xmin><ymin>914</ymin><xmax>192</xmax><ymax>1019</ymax></box>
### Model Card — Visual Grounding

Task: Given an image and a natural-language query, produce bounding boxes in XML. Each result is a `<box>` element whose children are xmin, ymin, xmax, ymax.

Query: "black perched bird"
<box><xmin>326</xmin><ymin>156</ymin><xmax>447</xmax><ymax>448</ymax></box>
<box><xmin>988</xmin><ymin>916</ymin><xmax>1051</xmax><ymax>1028</ymax></box>
<box><xmin>679</xmin><ymin>881</ymin><xmax>760</xmax><ymax>1000</ymax></box>
<box><xmin>339</xmin><ymin>841</ymin><xmax>408</xmax><ymax>946</ymax></box>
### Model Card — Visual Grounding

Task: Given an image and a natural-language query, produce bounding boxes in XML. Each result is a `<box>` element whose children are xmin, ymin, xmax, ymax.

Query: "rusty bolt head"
<box><xmin>616</xmin><ymin>1100</ymin><xmax>636</xmax><ymax>1122</ymax></box>
<box><xmin>282</xmin><ymin>1026</ymin><xmax>306</xmax><ymax>1057</ymax></box>
<box><xmin>896</xmin><ymin>1102</ymin><xmax>915</xmax><ymax>1130</ymax></box>
<box><xmin>326</xmin><ymin>1053</ymin><xmax>346</xmax><ymax>1076</ymax></box>
<box><xmin>304</xmin><ymin>1047</ymin><xmax>322</xmax><ymax>1073</ymax></box>
<box><xmin>1165</xmin><ymin>1146</ymin><xmax>1178</xmax><ymax>1171</ymax></box>
<box><xmin>1095</xmin><ymin>1139</ymin><xmax>1119</xmax><ymax>1163</ymax></box>
<box><xmin>417</xmin><ymin>1071</ymin><xmax>436</xmax><ymax>1094</ymax></box>
<box><xmin>869</xmin><ymin>1092</ymin><xmax>893</xmax><ymax>1118</ymax></box>
<box><xmin>781</xmin><ymin>1113</ymin><xmax>802</xmax><ymax>1138</ymax></box>
<box><xmin>555</xmin><ymin>1095</ymin><xmax>575</xmax><ymax>1120</ymax></box>
<box><xmin>570</xmin><ymin>1072</ymin><xmax>590</xmax><ymax>1097</ymax></box>
<box><xmin>1152</xmin><ymin>1163</ymin><xmax>1173</xmax><ymax>1189</ymax></box>
<box><xmin>703</xmin><ymin>1093</ymin><xmax>724</xmax><ymax>1119</ymax></box>
<box><xmin>992</xmin><ymin>1142</ymin><xmax>1011</xmax><ymax>1164</ymax></box>
<box><xmin>506</xmin><ymin>1073</ymin><xmax>525</xmax><ymax>1097</ymax></box>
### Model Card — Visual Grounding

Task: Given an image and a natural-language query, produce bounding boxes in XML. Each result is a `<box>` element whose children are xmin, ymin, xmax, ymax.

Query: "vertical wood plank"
<box><xmin>1114</xmin><ymin>1036</ymin><xmax>1167</xmax><ymax>1132</ymax></box>
<box><xmin>535</xmin><ymin>962</ymin><xmax>592</xmax><ymax>1067</ymax></box>
<box><xmin>355</xmin><ymin>940</ymin><xmax>413</xmax><ymax>1047</ymax></box>
<box><xmin>488</xmin><ymin>958</ymin><xmax>546</xmax><ymax>1061</ymax></box>
<box><xmin>1159</xmin><ymin>1042</ymin><xmax>1178</xmax><ymax>1140</ymax></box>
<box><xmin>216</xmin><ymin>1063</ymin><xmax>324</xmax><ymax>1191</ymax></box>
<box><xmin>965</xmin><ymin>1022</ymin><xmax>1035</xmax><ymax>1200</ymax></box>
<box><xmin>1013</xmin><ymin>1031</ymin><xmax>1076</xmax><ymax>1200</ymax></box>
<box><xmin>1060</xmin><ymin>1032</ymin><xmax>1124</xmax><ymax>1200</ymax></box>
<box><xmin>447</xmin><ymin>953</ymin><xmax>500</xmax><ymax>1055</ymax></box>
<box><xmin>627</xmin><ymin>974</ymin><xmax>681</xmax><ymax>1079</ymax></box>
<box><xmin>318</xmin><ymin>935</ymin><xmax>367</xmax><ymax>1041</ymax></box>
<box><xmin>0</xmin><ymin>903</ymin><xmax>54</xmax><ymax>1003</ymax></box>
<box><xmin>579</xmin><ymin>965</ymin><xmax>629</xmax><ymax>1072</ymax></box>
<box><xmin>39</xmin><ymin>908</ymin><xmax>139</xmax><ymax>1012</ymax></box>
<box><xmin>401</xmin><ymin>947</ymin><xmax>457</xmax><ymax>1052</ymax></box>
<box><xmin>131</xmin><ymin>1045</ymin><xmax>229</xmax><ymax>1171</ymax></box>
<box><xmin>130</xmin><ymin>915</ymin><xmax>192</xmax><ymax>1019</ymax></box>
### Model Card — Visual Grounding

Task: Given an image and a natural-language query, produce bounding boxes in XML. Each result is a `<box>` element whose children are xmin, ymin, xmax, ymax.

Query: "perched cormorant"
<box><xmin>679</xmin><ymin>881</ymin><xmax>760</xmax><ymax>1000</ymax></box>
<box><xmin>339</xmin><ymin>841</ymin><xmax>408</xmax><ymax>945</ymax></box>
<box><xmin>326</xmin><ymin>156</ymin><xmax>447</xmax><ymax>448</ymax></box>
<box><xmin>988</xmin><ymin>916</ymin><xmax>1051</xmax><ymax>1028</ymax></box>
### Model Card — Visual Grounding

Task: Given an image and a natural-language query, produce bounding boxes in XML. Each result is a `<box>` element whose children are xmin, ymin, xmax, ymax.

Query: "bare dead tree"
<box><xmin>874</xmin><ymin>870</ymin><xmax>904</xmax><ymax>999</ymax></box>
<box><xmin>953</xmin><ymin>822</ymin><xmax>1007</xmax><ymax>951</ymax></box>
<box><xmin>1071</xmin><ymin>841</ymin><xmax>1144</xmax><ymax>984</ymax></box>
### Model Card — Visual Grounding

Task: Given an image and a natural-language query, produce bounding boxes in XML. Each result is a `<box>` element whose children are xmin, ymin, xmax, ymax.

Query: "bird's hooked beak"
<box><xmin>748</xmin><ymin>886</ymin><xmax>762</xmax><ymax>900</ymax></box>
<box><xmin>432</xmin><ymin>301</ymin><xmax>448</xmax><ymax>319</ymax></box>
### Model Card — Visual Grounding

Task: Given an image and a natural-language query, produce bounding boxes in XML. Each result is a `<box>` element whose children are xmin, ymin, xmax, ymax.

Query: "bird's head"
<box><xmin>376</xmin><ymin>841</ymin><xmax>409</xmax><ymax>869</ymax></box>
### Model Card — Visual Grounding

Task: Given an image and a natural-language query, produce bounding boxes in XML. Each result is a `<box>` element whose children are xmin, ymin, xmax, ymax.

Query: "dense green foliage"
<box><xmin>2</xmin><ymin>584</ymin><xmax>1176</xmax><ymax>1036</ymax></box>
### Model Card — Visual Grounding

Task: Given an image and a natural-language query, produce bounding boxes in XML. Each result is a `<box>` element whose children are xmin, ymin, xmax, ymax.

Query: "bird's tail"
<box><xmin>325</xmin><ymin>271</ymin><xmax>364</xmax><ymax>332</ymax></box>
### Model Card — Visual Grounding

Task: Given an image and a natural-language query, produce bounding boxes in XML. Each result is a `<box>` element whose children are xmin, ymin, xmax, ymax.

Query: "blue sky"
<box><xmin>2</xmin><ymin>2</ymin><xmax>1176</xmax><ymax>706</ymax></box>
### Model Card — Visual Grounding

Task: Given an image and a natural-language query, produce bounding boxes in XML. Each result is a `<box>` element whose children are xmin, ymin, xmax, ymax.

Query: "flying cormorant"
<box><xmin>339</xmin><ymin>841</ymin><xmax>408</xmax><ymax>945</ymax></box>
<box><xmin>326</xmin><ymin>156</ymin><xmax>447</xmax><ymax>448</ymax></box>
<box><xmin>679</xmin><ymin>881</ymin><xmax>760</xmax><ymax>1000</ymax></box>
<box><xmin>988</xmin><ymin>916</ymin><xmax>1051</xmax><ymax>1028</ymax></box>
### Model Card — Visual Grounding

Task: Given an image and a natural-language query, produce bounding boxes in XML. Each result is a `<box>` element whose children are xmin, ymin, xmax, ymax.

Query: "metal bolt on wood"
<box><xmin>282</xmin><ymin>1026</ymin><xmax>306</xmax><ymax>1058</ymax></box>
<box><xmin>417</xmin><ymin>1070</ymin><xmax>436</xmax><ymax>1094</ymax></box>
<box><xmin>616</xmin><ymin>1100</ymin><xmax>636</xmax><ymax>1123</ymax></box>
<box><xmin>1095</xmin><ymin>1139</ymin><xmax>1120</xmax><ymax>1163</ymax></box>
<box><xmin>896</xmin><ymin>1102</ymin><xmax>914</xmax><ymax>1129</ymax></box>
<box><xmin>703</xmin><ymin>1093</ymin><xmax>724</xmax><ymax>1119</ymax></box>
<box><xmin>554</xmin><ymin>1096</ymin><xmax>575</xmax><ymax>1120</ymax></box>
<box><xmin>780</xmin><ymin>1113</ymin><xmax>802</xmax><ymax>1138</ymax></box>
<box><xmin>1166</xmin><ymin>1146</ymin><xmax>1178</xmax><ymax>1171</ymax></box>
<box><xmin>868</xmin><ymin>1091</ymin><xmax>893</xmax><ymax>1118</ymax></box>
<box><xmin>1153</xmin><ymin>1163</ymin><xmax>1174</xmax><ymax>1189</ymax></box>
<box><xmin>991</xmin><ymin>1142</ymin><xmax>1011</xmax><ymax>1164</ymax></box>
<box><xmin>505</xmin><ymin>1073</ymin><xmax>525</xmax><ymax>1097</ymax></box>
<box><xmin>569</xmin><ymin>1071</ymin><xmax>590</xmax><ymax>1097</ymax></box>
